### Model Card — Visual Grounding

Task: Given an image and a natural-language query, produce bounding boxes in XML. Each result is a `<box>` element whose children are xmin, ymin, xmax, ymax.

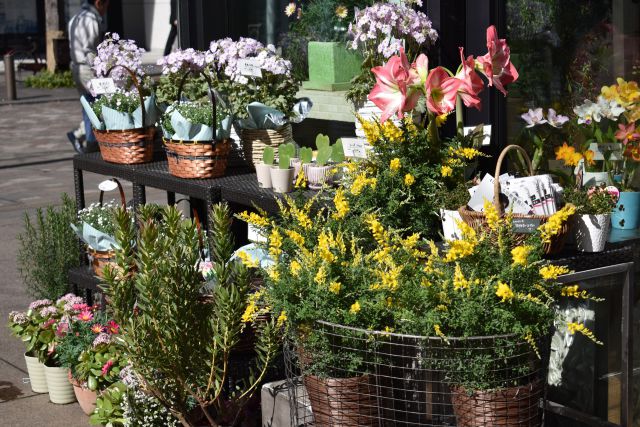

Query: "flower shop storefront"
<box><xmin>8</xmin><ymin>1</ymin><xmax>640</xmax><ymax>427</ymax></box>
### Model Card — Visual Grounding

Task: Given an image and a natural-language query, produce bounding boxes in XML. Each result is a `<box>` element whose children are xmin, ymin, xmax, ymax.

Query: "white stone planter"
<box><xmin>24</xmin><ymin>353</ymin><xmax>48</xmax><ymax>393</ymax></box>
<box><xmin>574</xmin><ymin>213</ymin><xmax>611</xmax><ymax>252</ymax></box>
<box><xmin>303</xmin><ymin>163</ymin><xmax>333</xmax><ymax>189</ymax></box>
<box><xmin>270</xmin><ymin>167</ymin><xmax>294</xmax><ymax>193</ymax></box>
<box><xmin>43</xmin><ymin>364</ymin><xmax>75</xmax><ymax>404</ymax></box>
<box><xmin>440</xmin><ymin>209</ymin><xmax>463</xmax><ymax>240</ymax></box>
<box><xmin>255</xmin><ymin>163</ymin><xmax>272</xmax><ymax>189</ymax></box>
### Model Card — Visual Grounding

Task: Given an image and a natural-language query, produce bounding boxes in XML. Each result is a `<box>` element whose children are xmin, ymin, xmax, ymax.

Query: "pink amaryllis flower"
<box><xmin>101</xmin><ymin>359</ymin><xmax>114</xmax><ymax>376</ymax></box>
<box><xmin>476</xmin><ymin>25</ymin><xmax>519</xmax><ymax>95</ymax></box>
<box><xmin>368</xmin><ymin>48</ymin><xmax>420</xmax><ymax>123</ymax></box>
<box><xmin>77</xmin><ymin>310</ymin><xmax>93</xmax><ymax>322</ymax></box>
<box><xmin>409</xmin><ymin>53</ymin><xmax>429</xmax><ymax>87</ymax></box>
<box><xmin>425</xmin><ymin>67</ymin><xmax>459</xmax><ymax>115</ymax></box>
<box><xmin>615</xmin><ymin>123</ymin><xmax>640</xmax><ymax>144</ymax></box>
<box><xmin>454</xmin><ymin>48</ymin><xmax>484</xmax><ymax>110</ymax></box>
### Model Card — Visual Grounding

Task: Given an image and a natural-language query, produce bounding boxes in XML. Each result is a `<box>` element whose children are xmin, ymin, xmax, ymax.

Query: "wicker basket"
<box><xmin>93</xmin><ymin>65</ymin><xmax>155</xmax><ymax>164</ymax></box>
<box><xmin>164</xmin><ymin>139</ymin><xmax>231</xmax><ymax>179</ymax></box>
<box><xmin>240</xmin><ymin>125</ymin><xmax>293</xmax><ymax>169</ymax></box>
<box><xmin>458</xmin><ymin>145</ymin><xmax>571</xmax><ymax>254</ymax></box>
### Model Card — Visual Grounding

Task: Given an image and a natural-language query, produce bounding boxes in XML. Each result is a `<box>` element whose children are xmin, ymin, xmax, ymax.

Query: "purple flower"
<box><xmin>28</xmin><ymin>299</ymin><xmax>52</xmax><ymax>311</ymax></box>
<box><xmin>546</xmin><ymin>108</ymin><xmax>569</xmax><ymax>128</ymax></box>
<box><xmin>39</xmin><ymin>306</ymin><xmax>59</xmax><ymax>318</ymax></box>
<box><xmin>92</xmin><ymin>32</ymin><xmax>146</xmax><ymax>82</ymax></box>
<box><xmin>92</xmin><ymin>332</ymin><xmax>112</xmax><ymax>348</ymax></box>
<box><xmin>157</xmin><ymin>48</ymin><xmax>207</xmax><ymax>74</ymax></box>
<box><xmin>9</xmin><ymin>311</ymin><xmax>28</xmax><ymax>325</ymax></box>
<box><xmin>520</xmin><ymin>108</ymin><xmax>547</xmax><ymax>128</ymax></box>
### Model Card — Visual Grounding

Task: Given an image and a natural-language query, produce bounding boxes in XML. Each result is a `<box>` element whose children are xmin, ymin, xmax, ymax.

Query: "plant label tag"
<box><xmin>98</xmin><ymin>179</ymin><xmax>118</xmax><ymax>192</ymax></box>
<box><xmin>237</xmin><ymin>59</ymin><xmax>263</xmax><ymax>78</ymax></box>
<box><xmin>247</xmin><ymin>224</ymin><xmax>267</xmax><ymax>243</ymax></box>
<box><xmin>341</xmin><ymin>137</ymin><xmax>369</xmax><ymax>159</ymax></box>
<box><xmin>588</xmin><ymin>142</ymin><xmax>622</xmax><ymax>161</ymax></box>
<box><xmin>463</xmin><ymin>125</ymin><xmax>492</xmax><ymax>146</ymax></box>
<box><xmin>511</xmin><ymin>217</ymin><xmax>541</xmax><ymax>234</ymax></box>
<box><xmin>91</xmin><ymin>78</ymin><xmax>117</xmax><ymax>95</ymax></box>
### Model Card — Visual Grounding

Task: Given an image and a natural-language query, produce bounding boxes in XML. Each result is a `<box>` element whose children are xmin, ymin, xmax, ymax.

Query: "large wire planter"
<box><xmin>285</xmin><ymin>321</ymin><xmax>548</xmax><ymax>427</ymax></box>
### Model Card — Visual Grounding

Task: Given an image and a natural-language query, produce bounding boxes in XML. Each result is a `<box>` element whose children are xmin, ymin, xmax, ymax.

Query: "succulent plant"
<box><xmin>332</xmin><ymin>139</ymin><xmax>345</xmax><ymax>163</ymax></box>
<box><xmin>279</xmin><ymin>142</ymin><xmax>296</xmax><ymax>160</ymax></box>
<box><xmin>316</xmin><ymin>146</ymin><xmax>332</xmax><ymax>166</ymax></box>
<box><xmin>315</xmin><ymin>134</ymin><xmax>330</xmax><ymax>151</ymax></box>
<box><xmin>300</xmin><ymin>147</ymin><xmax>313</xmax><ymax>164</ymax></box>
<box><xmin>279</xmin><ymin>153</ymin><xmax>291</xmax><ymax>169</ymax></box>
<box><xmin>262</xmin><ymin>146</ymin><xmax>274</xmax><ymax>166</ymax></box>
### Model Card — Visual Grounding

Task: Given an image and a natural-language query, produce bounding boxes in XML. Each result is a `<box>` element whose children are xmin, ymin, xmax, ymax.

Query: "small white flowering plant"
<box><xmin>77</xmin><ymin>200</ymin><xmax>125</xmax><ymax>238</ymax></box>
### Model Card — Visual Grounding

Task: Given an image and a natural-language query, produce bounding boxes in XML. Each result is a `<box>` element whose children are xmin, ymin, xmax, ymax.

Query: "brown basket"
<box><xmin>451</xmin><ymin>379</ymin><xmax>543</xmax><ymax>427</ymax></box>
<box><xmin>164</xmin><ymin>138</ymin><xmax>231</xmax><ymax>179</ymax></box>
<box><xmin>458</xmin><ymin>145</ymin><xmax>571</xmax><ymax>254</ymax></box>
<box><xmin>93</xmin><ymin>65</ymin><xmax>155</xmax><ymax>164</ymax></box>
<box><xmin>240</xmin><ymin>125</ymin><xmax>293</xmax><ymax>169</ymax></box>
<box><xmin>87</xmin><ymin>179</ymin><xmax>126</xmax><ymax>277</ymax></box>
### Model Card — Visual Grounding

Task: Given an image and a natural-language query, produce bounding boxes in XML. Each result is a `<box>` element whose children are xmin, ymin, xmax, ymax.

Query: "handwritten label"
<box><xmin>237</xmin><ymin>58</ymin><xmax>263</xmax><ymax>78</ymax></box>
<box><xmin>463</xmin><ymin>125</ymin><xmax>492</xmax><ymax>146</ymax></box>
<box><xmin>511</xmin><ymin>217</ymin><xmax>541</xmax><ymax>234</ymax></box>
<box><xmin>341</xmin><ymin>137</ymin><xmax>370</xmax><ymax>159</ymax></box>
<box><xmin>91</xmin><ymin>78</ymin><xmax>117</xmax><ymax>95</ymax></box>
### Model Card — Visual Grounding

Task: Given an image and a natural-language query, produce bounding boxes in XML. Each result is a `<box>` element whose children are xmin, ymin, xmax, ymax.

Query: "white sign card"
<box><xmin>463</xmin><ymin>125</ymin><xmax>492</xmax><ymax>146</ymax></box>
<box><xmin>237</xmin><ymin>58</ymin><xmax>263</xmax><ymax>78</ymax></box>
<box><xmin>247</xmin><ymin>224</ymin><xmax>267</xmax><ymax>243</ymax></box>
<box><xmin>341</xmin><ymin>137</ymin><xmax>371</xmax><ymax>159</ymax></box>
<box><xmin>91</xmin><ymin>78</ymin><xmax>117</xmax><ymax>95</ymax></box>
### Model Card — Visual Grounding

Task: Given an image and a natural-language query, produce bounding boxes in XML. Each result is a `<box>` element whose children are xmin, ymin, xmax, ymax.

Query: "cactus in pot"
<box><xmin>270</xmin><ymin>145</ymin><xmax>295</xmax><ymax>193</ymax></box>
<box><xmin>255</xmin><ymin>146</ymin><xmax>274</xmax><ymax>189</ymax></box>
<box><xmin>305</xmin><ymin>133</ymin><xmax>335</xmax><ymax>189</ymax></box>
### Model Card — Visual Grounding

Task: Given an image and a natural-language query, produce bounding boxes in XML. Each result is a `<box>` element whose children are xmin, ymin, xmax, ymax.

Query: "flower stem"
<box><xmin>456</xmin><ymin>95</ymin><xmax>464</xmax><ymax>137</ymax></box>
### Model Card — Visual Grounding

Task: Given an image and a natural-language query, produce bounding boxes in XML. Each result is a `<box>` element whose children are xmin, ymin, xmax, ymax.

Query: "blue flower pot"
<box><xmin>611</xmin><ymin>191</ymin><xmax>640</xmax><ymax>230</ymax></box>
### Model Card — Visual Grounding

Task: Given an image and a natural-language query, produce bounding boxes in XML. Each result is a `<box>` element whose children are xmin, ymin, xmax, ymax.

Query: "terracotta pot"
<box><xmin>451</xmin><ymin>379</ymin><xmax>542</xmax><ymax>427</ymax></box>
<box><xmin>303</xmin><ymin>163</ymin><xmax>333</xmax><ymax>189</ymax></box>
<box><xmin>24</xmin><ymin>353</ymin><xmax>48</xmax><ymax>393</ymax></box>
<box><xmin>304</xmin><ymin>374</ymin><xmax>377</xmax><ymax>426</ymax></box>
<box><xmin>574</xmin><ymin>213</ymin><xmax>611</xmax><ymax>252</ymax></box>
<box><xmin>255</xmin><ymin>162</ymin><xmax>272</xmax><ymax>189</ymax></box>
<box><xmin>43</xmin><ymin>364</ymin><xmax>75</xmax><ymax>404</ymax></box>
<box><xmin>69</xmin><ymin>373</ymin><xmax>97</xmax><ymax>415</ymax></box>
<box><xmin>270</xmin><ymin>167</ymin><xmax>294</xmax><ymax>193</ymax></box>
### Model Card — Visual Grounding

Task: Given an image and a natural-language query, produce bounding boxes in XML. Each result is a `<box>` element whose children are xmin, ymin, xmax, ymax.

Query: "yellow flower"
<box><xmin>403</xmin><ymin>233</ymin><xmax>420</xmax><ymax>249</ymax></box>
<box><xmin>538</xmin><ymin>204</ymin><xmax>575</xmax><ymax>243</ymax></box>
<box><xmin>434</xmin><ymin>324</ymin><xmax>448</xmax><ymax>343</ymax></box>
<box><xmin>435</xmin><ymin>114</ymin><xmax>448</xmax><ymax>127</ymax></box>
<box><xmin>385</xmin><ymin>297</ymin><xmax>393</xmax><ymax>307</ymax></box>
<box><xmin>483</xmin><ymin>199</ymin><xmax>500</xmax><ymax>231</ymax></box>
<box><xmin>444</xmin><ymin>240</ymin><xmax>475</xmax><ymax>262</ymax></box>
<box><xmin>452</xmin><ymin>147</ymin><xmax>483</xmax><ymax>160</ymax></box>
<box><xmin>332</xmin><ymin>188</ymin><xmax>350</xmax><ymax>219</ymax></box>
<box><xmin>285</xmin><ymin>230</ymin><xmax>305</xmax><ymax>247</ymax></box>
<box><xmin>335</xmin><ymin>4</ymin><xmax>348</xmax><ymax>19</ymax></box>
<box><xmin>357</xmin><ymin>115</ymin><xmax>380</xmax><ymax>144</ymax></box>
<box><xmin>441</xmin><ymin>165</ymin><xmax>453</xmax><ymax>177</ymax></box>
<box><xmin>389</xmin><ymin>158</ymin><xmax>401</xmax><ymax>172</ymax></box>
<box><xmin>524</xmin><ymin>331</ymin><xmax>540</xmax><ymax>358</ymax></box>
<box><xmin>511</xmin><ymin>245</ymin><xmax>532</xmax><ymax>266</ymax></box>
<box><xmin>236</xmin><ymin>250</ymin><xmax>259</xmax><ymax>268</ymax></box>
<box><xmin>381</xmin><ymin>121</ymin><xmax>403</xmax><ymax>142</ymax></box>
<box><xmin>241</xmin><ymin>301</ymin><xmax>257</xmax><ymax>323</ymax></box>
<box><xmin>404</xmin><ymin>173</ymin><xmax>415</xmax><ymax>186</ymax></box>
<box><xmin>379</xmin><ymin>265</ymin><xmax>402</xmax><ymax>291</ymax></box>
<box><xmin>295</xmin><ymin>169</ymin><xmax>307</xmax><ymax>188</ymax></box>
<box><xmin>436</xmin><ymin>304</ymin><xmax>448</xmax><ymax>312</ymax></box>
<box><xmin>329</xmin><ymin>281</ymin><xmax>341</xmax><ymax>294</ymax></box>
<box><xmin>267</xmin><ymin>267</ymin><xmax>280</xmax><ymax>282</ymax></box>
<box><xmin>290</xmin><ymin>260</ymin><xmax>301</xmax><ymax>276</ymax></box>
<box><xmin>276</xmin><ymin>311</ymin><xmax>287</xmax><ymax>327</ymax></box>
<box><xmin>539</xmin><ymin>264</ymin><xmax>570</xmax><ymax>280</ymax></box>
<box><xmin>366</xmin><ymin>214</ymin><xmax>389</xmax><ymax>246</ymax></box>
<box><xmin>567</xmin><ymin>322</ymin><xmax>602</xmax><ymax>344</ymax></box>
<box><xmin>583</xmin><ymin>150</ymin><xmax>595</xmax><ymax>166</ymax></box>
<box><xmin>318</xmin><ymin>231</ymin><xmax>336</xmax><ymax>263</ymax></box>
<box><xmin>292</xmin><ymin>206</ymin><xmax>312</xmax><ymax>229</ymax></box>
<box><xmin>453</xmin><ymin>264</ymin><xmax>469</xmax><ymax>291</ymax></box>
<box><xmin>237</xmin><ymin>211</ymin><xmax>269</xmax><ymax>227</ymax></box>
<box><xmin>269</xmin><ymin>229</ymin><xmax>282</xmax><ymax>259</ymax></box>
<box><xmin>495</xmin><ymin>281</ymin><xmax>514</xmax><ymax>302</ymax></box>
<box><xmin>349</xmin><ymin>301</ymin><xmax>361</xmax><ymax>314</ymax></box>
<box><xmin>561</xmin><ymin>285</ymin><xmax>589</xmax><ymax>299</ymax></box>
<box><xmin>350</xmin><ymin>173</ymin><xmax>376</xmax><ymax>196</ymax></box>
<box><xmin>314</xmin><ymin>265</ymin><xmax>326</xmax><ymax>284</ymax></box>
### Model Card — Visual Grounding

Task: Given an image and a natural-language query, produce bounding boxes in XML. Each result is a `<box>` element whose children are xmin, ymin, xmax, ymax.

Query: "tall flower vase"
<box><xmin>43</xmin><ymin>364</ymin><xmax>75</xmax><ymax>404</ymax></box>
<box><xmin>611</xmin><ymin>192</ymin><xmax>640</xmax><ymax>230</ymax></box>
<box><xmin>24</xmin><ymin>353</ymin><xmax>48</xmax><ymax>393</ymax></box>
<box><xmin>574</xmin><ymin>214</ymin><xmax>611</xmax><ymax>252</ymax></box>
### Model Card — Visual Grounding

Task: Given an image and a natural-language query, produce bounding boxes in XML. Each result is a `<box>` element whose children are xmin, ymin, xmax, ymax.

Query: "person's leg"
<box><xmin>164</xmin><ymin>24</ymin><xmax>178</xmax><ymax>56</ymax></box>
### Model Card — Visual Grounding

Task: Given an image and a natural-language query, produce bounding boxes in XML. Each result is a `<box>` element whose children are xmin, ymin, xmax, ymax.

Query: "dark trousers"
<box><xmin>164</xmin><ymin>24</ymin><xmax>178</xmax><ymax>56</ymax></box>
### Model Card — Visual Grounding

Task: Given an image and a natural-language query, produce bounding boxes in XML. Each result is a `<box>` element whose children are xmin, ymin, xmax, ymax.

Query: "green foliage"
<box><xmin>316</xmin><ymin>146</ymin><xmax>332</xmax><ymax>166</ymax></box>
<box><xmin>56</xmin><ymin>312</ymin><xmax>109</xmax><ymax>379</ymax></box>
<box><xmin>332</xmin><ymin>139</ymin><xmax>345</xmax><ymax>163</ymax></box>
<box><xmin>160</xmin><ymin>100</ymin><xmax>228</xmax><ymax>137</ymax></box>
<box><xmin>263</xmin><ymin>146</ymin><xmax>275</xmax><ymax>165</ymax></box>
<box><xmin>102</xmin><ymin>204</ymin><xmax>280</xmax><ymax>426</ymax></box>
<box><xmin>441</xmin><ymin>181</ymin><xmax>472</xmax><ymax>211</ymax></box>
<box><xmin>563</xmin><ymin>184</ymin><xmax>618</xmax><ymax>215</ymax></box>
<box><xmin>91</xmin><ymin>91</ymin><xmax>141</xmax><ymax>118</ymax></box>
<box><xmin>315</xmin><ymin>134</ymin><xmax>330</xmax><ymax>151</ymax></box>
<box><xmin>279</xmin><ymin>153</ymin><xmax>291</xmax><ymax>169</ymax></box>
<box><xmin>77</xmin><ymin>200</ymin><xmax>124</xmax><ymax>238</ymax></box>
<box><xmin>77</xmin><ymin>339</ymin><xmax>127</xmax><ymax>391</ymax></box>
<box><xmin>279</xmin><ymin>142</ymin><xmax>296</xmax><ymax>159</ymax></box>
<box><xmin>300</xmin><ymin>147</ymin><xmax>313</xmax><ymax>164</ymax></box>
<box><xmin>155</xmin><ymin>72</ymin><xmax>210</xmax><ymax>105</ymax></box>
<box><xmin>17</xmin><ymin>194</ymin><xmax>79</xmax><ymax>299</ymax></box>
<box><xmin>89</xmin><ymin>381</ymin><xmax>127</xmax><ymax>426</ymax></box>
<box><xmin>24</xmin><ymin>70</ymin><xmax>75</xmax><ymax>88</ymax></box>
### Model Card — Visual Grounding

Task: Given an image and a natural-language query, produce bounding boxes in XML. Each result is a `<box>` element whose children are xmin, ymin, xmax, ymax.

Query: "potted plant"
<box><xmin>284</xmin><ymin>0</ymin><xmax>366</xmax><ymax>91</ymax></box>
<box><xmin>303</xmin><ymin>134</ymin><xmax>338</xmax><ymax>189</ymax></box>
<box><xmin>75</xmin><ymin>328</ymin><xmax>126</xmax><ymax>394</ymax></box>
<box><xmin>256</xmin><ymin>146</ymin><xmax>275</xmax><ymax>188</ymax></box>
<box><xmin>270</xmin><ymin>146</ymin><xmax>295</xmax><ymax>193</ymax></box>
<box><xmin>563</xmin><ymin>185</ymin><xmax>619</xmax><ymax>252</ymax></box>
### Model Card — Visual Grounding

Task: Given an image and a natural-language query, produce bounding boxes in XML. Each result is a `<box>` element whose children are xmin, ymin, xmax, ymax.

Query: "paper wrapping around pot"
<box><xmin>236</xmin><ymin>99</ymin><xmax>313</xmax><ymax>130</ymax></box>
<box><xmin>80</xmin><ymin>96</ymin><xmax>104</xmax><ymax>130</ymax></box>
<box><xmin>165</xmin><ymin>110</ymin><xmax>232</xmax><ymax>141</ymax></box>
<box><xmin>70</xmin><ymin>222</ymin><xmax>118</xmax><ymax>252</ymax></box>
<box><xmin>82</xmin><ymin>95</ymin><xmax>159</xmax><ymax>131</ymax></box>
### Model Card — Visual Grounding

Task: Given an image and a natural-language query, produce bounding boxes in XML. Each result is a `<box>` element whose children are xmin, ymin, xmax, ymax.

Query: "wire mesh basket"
<box><xmin>285</xmin><ymin>321</ymin><xmax>548</xmax><ymax>427</ymax></box>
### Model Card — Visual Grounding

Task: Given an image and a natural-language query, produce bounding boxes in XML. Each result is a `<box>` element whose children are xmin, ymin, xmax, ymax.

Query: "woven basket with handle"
<box><xmin>93</xmin><ymin>65</ymin><xmax>155</xmax><ymax>164</ymax></box>
<box><xmin>458</xmin><ymin>145</ymin><xmax>571</xmax><ymax>254</ymax></box>
<box><xmin>87</xmin><ymin>179</ymin><xmax>126</xmax><ymax>277</ymax></box>
<box><xmin>163</xmin><ymin>70</ymin><xmax>230</xmax><ymax>179</ymax></box>
<box><xmin>240</xmin><ymin>124</ymin><xmax>293</xmax><ymax>169</ymax></box>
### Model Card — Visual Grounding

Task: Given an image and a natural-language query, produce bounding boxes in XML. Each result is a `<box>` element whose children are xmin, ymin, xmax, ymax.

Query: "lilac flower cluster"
<box><xmin>208</xmin><ymin>37</ymin><xmax>292</xmax><ymax>84</ymax></box>
<box><xmin>57</xmin><ymin>293</ymin><xmax>85</xmax><ymax>313</ymax></box>
<box><xmin>93</xmin><ymin>332</ymin><xmax>112</xmax><ymax>348</ymax></box>
<box><xmin>348</xmin><ymin>2</ymin><xmax>438</xmax><ymax>58</ymax></box>
<box><xmin>157</xmin><ymin>48</ymin><xmax>207</xmax><ymax>75</ymax></box>
<box><xmin>28</xmin><ymin>299</ymin><xmax>53</xmax><ymax>311</ymax></box>
<box><xmin>9</xmin><ymin>311</ymin><xmax>28</xmax><ymax>325</ymax></box>
<box><xmin>39</xmin><ymin>306</ymin><xmax>59</xmax><ymax>318</ymax></box>
<box><xmin>92</xmin><ymin>32</ymin><xmax>146</xmax><ymax>82</ymax></box>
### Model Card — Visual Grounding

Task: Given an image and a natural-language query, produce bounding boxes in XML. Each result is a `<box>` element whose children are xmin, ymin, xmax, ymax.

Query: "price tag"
<box><xmin>91</xmin><ymin>78</ymin><xmax>117</xmax><ymax>95</ymax></box>
<box><xmin>511</xmin><ymin>217</ymin><xmax>541</xmax><ymax>234</ymax></box>
<box><xmin>463</xmin><ymin>124</ymin><xmax>492</xmax><ymax>146</ymax></box>
<box><xmin>237</xmin><ymin>58</ymin><xmax>263</xmax><ymax>78</ymax></box>
<box><xmin>341</xmin><ymin>137</ymin><xmax>370</xmax><ymax>159</ymax></box>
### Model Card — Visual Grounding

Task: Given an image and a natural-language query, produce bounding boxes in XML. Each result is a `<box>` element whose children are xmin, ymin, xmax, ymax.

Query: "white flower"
<box><xmin>521</xmin><ymin>108</ymin><xmax>547</xmax><ymax>128</ymax></box>
<box><xmin>546</xmin><ymin>108</ymin><xmax>569</xmax><ymax>128</ymax></box>
<box><xmin>574</xmin><ymin>99</ymin><xmax>601</xmax><ymax>124</ymax></box>
<box><xmin>596</xmin><ymin>95</ymin><xmax>625</xmax><ymax>121</ymax></box>
<box><xmin>284</xmin><ymin>2</ymin><xmax>296</xmax><ymax>17</ymax></box>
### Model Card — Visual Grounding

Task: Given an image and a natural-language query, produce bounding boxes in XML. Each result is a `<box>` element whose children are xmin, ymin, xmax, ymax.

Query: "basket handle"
<box><xmin>175</xmin><ymin>69</ymin><xmax>217</xmax><ymax>140</ymax></box>
<box><xmin>98</xmin><ymin>178</ymin><xmax>126</xmax><ymax>208</ymax></box>
<box><xmin>492</xmin><ymin>144</ymin><xmax>533</xmax><ymax>215</ymax></box>
<box><xmin>103</xmin><ymin>65</ymin><xmax>146</xmax><ymax>129</ymax></box>
<box><xmin>175</xmin><ymin>198</ymin><xmax>205</xmax><ymax>252</ymax></box>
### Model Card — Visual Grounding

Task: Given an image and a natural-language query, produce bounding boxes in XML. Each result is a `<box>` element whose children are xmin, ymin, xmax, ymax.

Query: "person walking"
<box><xmin>163</xmin><ymin>0</ymin><xmax>178</xmax><ymax>56</ymax></box>
<box><xmin>67</xmin><ymin>0</ymin><xmax>109</xmax><ymax>154</ymax></box>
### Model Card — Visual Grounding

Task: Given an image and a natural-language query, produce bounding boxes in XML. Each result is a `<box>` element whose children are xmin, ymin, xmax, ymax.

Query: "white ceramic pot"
<box><xmin>303</xmin><ymin>163</ymin><xmax>333</xmax><ymax>189</ymax></box>
<box><xmin>270</xmin><ymin>167</ymin><xmax>294</xmax><ymax>193</ymax></box>
<box><xmin>440</xmin><ymin>209</ymin><xmax>463</xmax><ymax>240</ymax></box>
<box><xmin>255</xmin><ymin>162</ymin><xmax>272</xmax><ymax>189</ymax></box>
<box><xmin>24</xmin><ymin>353</ymin><xmax>48</xmax><ymax>393</ymax></box>
<box><xmin>43</xmin><ymin>364</ymin><xmax>75</xmax><ymax>404</ymax></box>
<box><xmin>574</xmin><ymin>213</ymin><xmax>611</xmax><ymax>252</ymax></box>
<box><xmin>290</xmin><ymin>158</ymin><xmax>302</xmax><ymax>183</ymax></box>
